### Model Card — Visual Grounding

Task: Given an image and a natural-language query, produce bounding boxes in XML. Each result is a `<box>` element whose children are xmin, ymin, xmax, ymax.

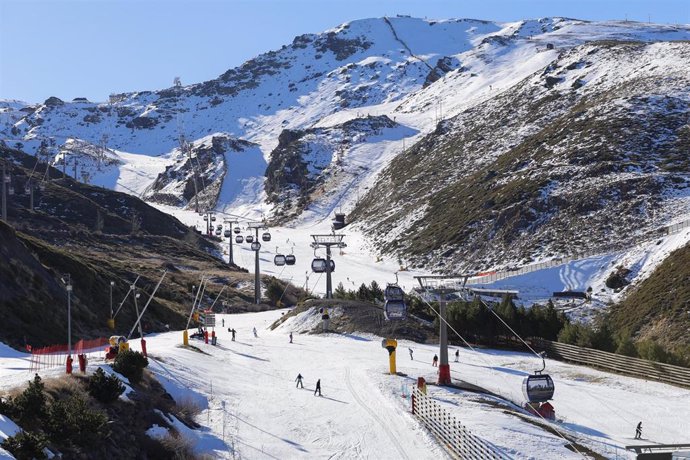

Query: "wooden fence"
<box><xmin>411</xmin><ymin>387</ymin><xmax>509</xmax><ymax>459</ymax></box>
<box><xmin>534</xmin><ymin>339</ymin><xmax>690</xmax><ymax>389</ymax></box>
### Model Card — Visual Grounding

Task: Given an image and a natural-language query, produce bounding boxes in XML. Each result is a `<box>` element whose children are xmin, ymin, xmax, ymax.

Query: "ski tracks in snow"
<box><xmin>344</xmin><ymin>367</ymin><xmax>412</xmax><ymax>460</ymax></box>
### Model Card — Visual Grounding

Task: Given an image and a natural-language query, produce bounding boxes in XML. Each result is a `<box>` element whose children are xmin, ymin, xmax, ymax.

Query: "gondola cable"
<box><xmin>414</xmin><ymin>293</ymin><xmax>584</xmax><ymax>457</ymax></box>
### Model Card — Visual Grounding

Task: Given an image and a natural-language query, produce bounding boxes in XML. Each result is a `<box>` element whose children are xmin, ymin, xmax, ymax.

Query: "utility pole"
<box><xmin>28</xmin><ymin>180</ymin><xmax>34</xmax><ymax>211</ymax></box>
<box><xmin>1</xmin><ymin>160</ymin><xmax>7</xmax><ymax>222</ymax></box>
<box><xmin>61</xmin><ymin>274</ymin><xmax>73</xmax><ymax>374</ymax></box>
<box><xmin>310</xmin><ymin>234</ymin><xmax>347</xmax><ymax>299</ymax></box>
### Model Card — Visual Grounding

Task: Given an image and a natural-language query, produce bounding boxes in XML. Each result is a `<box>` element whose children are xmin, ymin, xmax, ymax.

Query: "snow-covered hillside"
<box><xmin>2</xmin><ymin>16</ymin><xmax>689</xmax><ymax>311</ymax></box>
<box><xmin>3</xmin><ymin>17</ymin><xmax>689</xmax><ymax>222</ymax></box>
<box><xmin>2</xmin><ymin>310</ymin><xmax>688</xmax><ymax>458</ymax></box>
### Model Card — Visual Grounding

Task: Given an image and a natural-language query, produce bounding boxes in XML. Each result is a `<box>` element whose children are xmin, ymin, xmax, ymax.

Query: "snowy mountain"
<box><xmin>2</xmin><ymin>16</ymin><xmax>689</xmax><ymax>273</ymax></box>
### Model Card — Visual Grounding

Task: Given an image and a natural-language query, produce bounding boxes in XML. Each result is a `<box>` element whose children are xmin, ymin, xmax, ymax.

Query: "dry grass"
<box><xmin>172</xmin><ymin>396</ymin><xmax>204</xmax><ymax>427</ymax></box>
<box><xmin>160</xmin><ymin>432</ymin><xmax>196</xmax><ymax>460</ymax></box>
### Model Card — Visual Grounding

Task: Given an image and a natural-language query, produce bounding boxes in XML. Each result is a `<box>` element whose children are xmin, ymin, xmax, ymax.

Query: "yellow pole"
<box><xmin>183</xmin><ymin>330</ymin><xmax>189</xmax><ymax>346</ymax></box>
<box><xmin>382</xmin><ymin>338</ymin><xmax>397</xmax><ymax>375</ymax></box>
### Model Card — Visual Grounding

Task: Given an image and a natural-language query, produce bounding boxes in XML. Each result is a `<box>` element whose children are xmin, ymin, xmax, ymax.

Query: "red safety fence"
<box><xmin>29</xmin><ymin>338</ymin><xmax>110</xmax><ymax>373</ymax></box>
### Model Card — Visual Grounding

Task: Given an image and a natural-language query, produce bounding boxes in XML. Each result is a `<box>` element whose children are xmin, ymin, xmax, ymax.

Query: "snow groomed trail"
<box><xmin>2</xmin><ymin>308</ymin><xmax>690</xmax><ymax>459</ymax></box>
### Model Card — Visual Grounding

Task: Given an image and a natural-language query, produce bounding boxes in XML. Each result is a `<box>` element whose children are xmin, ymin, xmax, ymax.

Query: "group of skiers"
<box><xmin>408</xmin><ymin>348</ymin><xmax>461</xmax><ymax>365</ymax></box>
<box><xmin>295</xmin><ymin>374</ymin><xmax>322</xmax><ymax>396</ymax></box>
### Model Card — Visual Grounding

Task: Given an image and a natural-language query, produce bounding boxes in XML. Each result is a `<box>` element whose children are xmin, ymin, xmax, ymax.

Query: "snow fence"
<box><xmin>411</xmin><ymin>387</ymin><xmax>508</xmax><ymax>459</ymax></box>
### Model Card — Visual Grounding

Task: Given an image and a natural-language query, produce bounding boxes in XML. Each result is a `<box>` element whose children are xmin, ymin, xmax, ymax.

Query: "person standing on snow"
<box><xmin>289</xmin><ymin>332</ymin><xmax>293</xmax><ymax>343</ymax></box>
<box><xmin>432</xmin><ymin>354</ymin><xmax>438</xmax><ymax>367</ymax></box>
<box><xmin>635</xmin><ymin>421</ymin><xmax>643</xmax><ymax>439</ymax></box>
<box><xmin>253</xmin><ymin>327</ymin><xmax>258</xmax><ymax>338</ymax></box>
<box><xmin>231</xmin><ymin>329</ymin><xmax>236</xmax><ymax>341</ymax></box>
<box><xmin>408</xmin><ymin>348</ymin><xmax>414</xmax><ymax>360</ymax></box>
<box><xmin>296</xmin><ymin>373</ymin><xmax>304</xmax><ymax>388</ymax></box>
<box><xmin>455</xmin><ymin>349</ymin><xmax>459</xmax><ymax>362</ymax></box>
<box><xmin>222</xmin><ymin>318</ymin><xmax>225</xmax><ymax>327</ymax></box>
<box><xmin>314</xmin><ymin>379</ymin><xmax>322</xmax><ymax>396</ymax></box>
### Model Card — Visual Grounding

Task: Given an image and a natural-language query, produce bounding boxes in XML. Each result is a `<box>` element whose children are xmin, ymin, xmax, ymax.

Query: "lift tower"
<box><xmin>414</xmin><ymin>275</ymin><xmax>470</xmax><ymax>386</ymax></box>
<box><xmin>247</xmin><ymin>221</ymin><xmax>269</xmax><ymax>304</ymax></box>
<box><xmin>310</xmin><ymin>234</ymin><xmax>347</xmax><ymax>299</ymax></box>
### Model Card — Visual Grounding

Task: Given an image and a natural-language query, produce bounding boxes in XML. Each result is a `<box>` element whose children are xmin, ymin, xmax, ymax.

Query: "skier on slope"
<box><xmin>635</xmin><ymin>421</ymin><xmax>643</xmax><ymax>439</ymax></box>
<box><xmin>432</xmin><ymin>354</ymin><xmax>438</xmax><ymax>367</ymax></box>
<box><xmin>455</xmin><ymin>349</ymin><xmax>459</xmax><ymax>362</ymax></box>
<box><xmin>314</xmin><ymin>379</ymin><xmax>322</xmax><ymax>396</ymax></box>
<box><xmin>408</xmin><ymin>348</ymin><xmax>414</xmax><ymax>360</ymax></box>
<box><xmin>295</xmin><ymin>373</ymin><xmax>304</xmax><ymax>388</ymax></box>
<box><xmin>289</xmin><ymin>332</ymin><xmax>293</xmax><ymax>343</ymax></box>
<box><xmin>253</xmin><ymin>327</ymin><xmax>258</xmax><ymax>338</ymax></box>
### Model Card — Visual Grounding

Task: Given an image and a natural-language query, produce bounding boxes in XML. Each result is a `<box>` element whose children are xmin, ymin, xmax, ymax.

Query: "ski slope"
<box><xmin>2</xmin><ymin>309</ymin><xmax>689</xmax><ymax>459</ymax></box>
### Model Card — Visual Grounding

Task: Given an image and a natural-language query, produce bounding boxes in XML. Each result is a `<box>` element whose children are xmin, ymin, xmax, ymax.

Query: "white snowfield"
<box><xmin>2</xmin><ymin>310</ymin><xmax>689</xmax><ymax>459</ymax></box>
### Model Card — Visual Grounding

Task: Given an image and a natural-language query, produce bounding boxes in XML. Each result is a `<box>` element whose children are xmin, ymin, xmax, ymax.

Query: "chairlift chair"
<box><xmin>522</xmin><ymin>354</ymin><xmax>555</xmax><ymax>403</ymax></box>
<box><xmin>262</xmin><ymin>232</ymin><xmax>271</xmax><ymax>242</ymax></box>
<box><xmin>235</xmin><ymin>235</ymin><xmax>244</xmax><ymax>244</ymax></box>
<box><xmin>246</xmin><ymin>235</ymin><xmax>254</xmax><ymax>243</ymax></box>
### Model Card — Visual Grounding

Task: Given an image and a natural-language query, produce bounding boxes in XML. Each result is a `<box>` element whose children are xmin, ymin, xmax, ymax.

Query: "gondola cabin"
<box><xmin>384</xmin><ymin>284</ymin><xmax>406</xmax><ymax>320</ymax></box>
<box><xmin>251</xmin><ymin>242</ymin><xmax>261</xmax><ymax>251</ymax></box>
<box><xmin>285</xmin><ymin>254</ymin><xmax>296</xmax><ymax>265</ymax></box>
<box><xmin>522</xmin><ymin>373</ymin><xmax>555</xmax><ymax>403</ymax></box>
<box><xmin>233</xmin><ymin>227</ymin><xmax>241</xmax><ymax>234</ymax></box>
<box><xmin>235</xmin><ymin>235</ymin><xmax>244</xmax><ymax>244</ymax></box>
<box><xmin>311</xmin><ymin>258</ymin><xmax>335</xmax><ymax>273</ymax></box>
<box><xmin>274</xmin><ymin>255</ymin><xmax>286</xmax><ymax>266</ymax></box>
<box><xmin>246</xmin><ymin>235</ymin><xmax>254</xmax><ymax>243</ymax></box>
<box><xmin>262</xmin><ymin>232</ymin><xmax>271</xmax><ymax>242</ymax></box>
<box><xmin>224</xmin><ymin>230</ymin><xmax>231</xmax><ymax>238</ymax></box>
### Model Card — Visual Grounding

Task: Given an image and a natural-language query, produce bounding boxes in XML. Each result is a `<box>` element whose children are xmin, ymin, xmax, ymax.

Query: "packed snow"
<box><xmin>1</xmin><ymin>309</ymin><xmax>689</xmax><ymax>458</ymax></box>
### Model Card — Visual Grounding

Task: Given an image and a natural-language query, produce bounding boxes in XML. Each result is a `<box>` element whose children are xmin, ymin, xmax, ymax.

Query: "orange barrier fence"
<box><xmin>29</xmin><ymin>338</ymin><xmax>110</xmax><ymax>372</ymax></box>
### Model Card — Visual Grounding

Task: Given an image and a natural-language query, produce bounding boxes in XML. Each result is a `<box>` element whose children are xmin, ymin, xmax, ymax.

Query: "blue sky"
<box><xmin>1</xmin><ymin>0</ymin><xmax>688</xmax><ymax>103</ymax></box>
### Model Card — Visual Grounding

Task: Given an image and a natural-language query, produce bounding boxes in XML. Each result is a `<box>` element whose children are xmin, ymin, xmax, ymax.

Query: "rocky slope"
<box><xmin>351</xmin><ymin>39</ymin><xmax>690</xmax><ymax>273</ymax></box>
<box><xmin>0</xmin><ymin>146</ymin><xmax>282</xmax><ymax>348</ymax></box>
<box><xmin>1</xmin><ymin>17</ymin><xmax>689</xmax><ymax>272</ymax></box>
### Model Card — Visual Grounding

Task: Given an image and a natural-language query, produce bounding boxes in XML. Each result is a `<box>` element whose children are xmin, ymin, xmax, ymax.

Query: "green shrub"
<box><xmin>112</xmin><ymin>350</ymin><xmax>149</xmax><ymax>384</ymax></box>
<box><xmin>13</xmin><ymin>374</ymin><xmax>47</xmax><ymax>429</ymax></box>
<box><xmin>46</xmin><ymin>395</ymin><xmax>108</xmax><ymax>447</ymax></box>
<box><xmin>1</xmin><ymin>430</ymin><xmax>48</xmax><ymax>460</ymax></box>
<box><xmin>265</xmin><ymin>278</ymin><xmax>284</xmax><ymax>306</ymax></box>
<box><xmin>88</xmin><ymin>368</ymin><xmax>125</xmax><ymax>403</ymax></box>
<box><xmin>615</xmin><ymin>333</ymin><xmax>638</xmax><ymax>357</ymax></box>
<box><xmin>636</xmin><ymin>340</ymin><xmax>669</xmax><ymax>363</ymax></box>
